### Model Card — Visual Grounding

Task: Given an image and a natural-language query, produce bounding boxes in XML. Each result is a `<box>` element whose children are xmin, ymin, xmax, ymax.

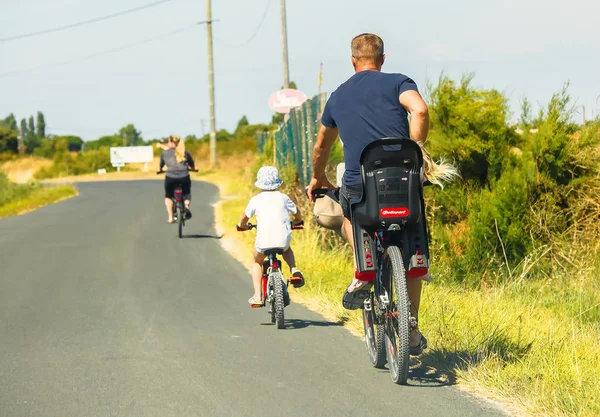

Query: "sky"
<box><xmin>1</xmin><ymin>0</ymin><xmax>599</xmax><ymax>141</ymax></box>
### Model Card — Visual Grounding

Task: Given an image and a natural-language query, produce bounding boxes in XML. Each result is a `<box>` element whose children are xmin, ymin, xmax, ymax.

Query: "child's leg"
<box><xmin>283</xmin><ymin>247</ymin><xmax>304</xmax><ymax>288</ymax></box>
<box><xmin>282</xmin><ymin>247</ymin><xmax>297</xmax><ymax>273</ymax></box>
<box><xmin>252</xmin><ymin>250</ymin><xmax>266</xmax><ymax>300</ymax></box>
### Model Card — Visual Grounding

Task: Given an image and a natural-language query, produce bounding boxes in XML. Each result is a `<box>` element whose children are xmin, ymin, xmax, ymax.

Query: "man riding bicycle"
<box><xmin>160</xmin><ymin>135</ymin><xmax>196</xmax><ymax>223</ymax></box>
<box><xmin>307</xmin><ymin>33</ymin><xmax>429</xmax><ymax>355</ymax></box>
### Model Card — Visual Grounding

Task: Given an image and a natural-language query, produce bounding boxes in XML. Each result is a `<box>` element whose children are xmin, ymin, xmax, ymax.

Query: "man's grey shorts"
<box><xmin>340</xmin><ymin>183</ymin><xmax>363</xmax><ymax>220</ymax></box>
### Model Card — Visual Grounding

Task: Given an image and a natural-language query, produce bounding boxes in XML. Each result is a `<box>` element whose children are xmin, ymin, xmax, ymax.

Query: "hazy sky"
<box><xmin>1</xmin><ymin>0</ymin><xmax>599</xmax><ymax>141</ymax></box>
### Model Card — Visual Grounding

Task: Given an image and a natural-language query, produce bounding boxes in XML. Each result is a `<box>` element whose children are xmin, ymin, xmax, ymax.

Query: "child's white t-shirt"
<box><xmin>244</xmin><ymin>191</ymin><xmax>297</xmax><ymax>252</ymax></box>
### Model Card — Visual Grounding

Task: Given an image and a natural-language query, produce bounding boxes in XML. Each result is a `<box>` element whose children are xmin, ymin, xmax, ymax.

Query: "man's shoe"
<box><xmin>342</xmin><ymin>278</ymin><xmax>373</xmax><ymax>310</ymax></box>
<box><xmin>409</xmin><ymin>334</ymin><xmax>428</xmax><ymax>356</ymax></box>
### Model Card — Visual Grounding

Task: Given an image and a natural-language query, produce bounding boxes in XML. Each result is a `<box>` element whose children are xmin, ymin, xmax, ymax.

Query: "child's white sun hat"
<box><xmin>255</xmin><ymin>166</ymin><xmax>283</xmax><ymax>190</ymax></box>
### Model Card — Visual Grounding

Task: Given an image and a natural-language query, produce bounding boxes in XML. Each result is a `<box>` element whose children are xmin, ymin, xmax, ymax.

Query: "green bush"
<box><xmin>0</xmin><ymin>169</ymin><xmax>38</xmax><ymax>206</ymax></box>
<box><xmin>34</xmin><ymin>145</ymin><xmax>114</xmax><ymax>179</ymax></box>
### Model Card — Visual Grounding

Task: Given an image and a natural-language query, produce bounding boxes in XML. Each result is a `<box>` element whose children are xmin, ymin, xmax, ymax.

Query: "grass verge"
<box><xmin>0</xmin><ymin>185</ymin><xmax>77</xmax><ymax>218</ymax></box>
<box><xmin>206</xmin><ymin>158</ymin><xmax>600</xmax><ymax>417</ymax></box>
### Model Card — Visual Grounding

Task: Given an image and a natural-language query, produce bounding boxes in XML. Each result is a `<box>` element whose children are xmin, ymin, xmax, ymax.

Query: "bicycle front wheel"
<box><xmin>271</xmin><ymin>271</ymin><xmax>285</xmax><ymax>329</ymax></box>
<box><xmin>383</xmin><ymin>245</ymin><xmax>410</xmax><ymax>385</ymax></box>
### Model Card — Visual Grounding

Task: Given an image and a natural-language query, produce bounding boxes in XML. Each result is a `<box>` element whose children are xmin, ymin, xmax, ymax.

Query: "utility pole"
<box><xmin>206</xmin><ymin>0</ymin><xmax>217</xmax><ymax>167</ymax></box>
<box><xmin>582</xmin><ymin>105</ymin><xmax>587</xmax><ymax>126</ymax></box>
<box><xmin>280</xmin><ymin>0</ymin><xmax>290</xmax><ymax>89</ymax></box>
<box><xmin>18</xmin><ymin>123</ymin><xmax>25</xmax><ymax>155</ymax></box>
<box><xmin>318</xmin><ymin>62</ymin><xmax>323</xmax><ymax>95</ymax></box>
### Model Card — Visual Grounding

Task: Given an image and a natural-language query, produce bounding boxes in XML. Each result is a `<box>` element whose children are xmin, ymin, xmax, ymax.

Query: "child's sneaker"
<box><xmin>248</xmin><ymin>295</ymin><xmax>263</xmax><ymax>308</ymax></box>
<box><xmin>290</xmin><ymin>271</ymin><xmax>305</xmax><ymax>288</ymax></box>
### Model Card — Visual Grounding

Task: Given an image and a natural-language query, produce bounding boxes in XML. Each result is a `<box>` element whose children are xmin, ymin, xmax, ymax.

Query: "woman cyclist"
<box><xmin>159</xmin><ymin>135</ymin><xmax>196</xmax><ymax>223</ymax></box>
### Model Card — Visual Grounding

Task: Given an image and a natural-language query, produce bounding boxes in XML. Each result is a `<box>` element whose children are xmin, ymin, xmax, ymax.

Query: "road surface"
<box><xmin>0</xmin><ymin>181</ymin><xmax>506</xmax><ymax>417</ymax></box>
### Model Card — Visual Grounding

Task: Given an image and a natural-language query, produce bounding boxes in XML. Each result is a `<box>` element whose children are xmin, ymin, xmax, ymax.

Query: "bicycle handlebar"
<box><xmin>156</xmin><ymin>168</ymin><xmax>199</xmax><ymax>174</ymax></box>
<box><xmin>237</xmin><ymin>221</ymin><xmax>304</xmax><ymax>232</ymax></box>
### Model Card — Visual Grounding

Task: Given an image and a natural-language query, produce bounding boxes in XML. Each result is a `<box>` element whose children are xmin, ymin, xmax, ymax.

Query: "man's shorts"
<box><xmin>164</xmin><ymin>175</ymin><xmax>191</xmax><ymax>200</ymax></box>
<box><xmin>340</xmin><ymin>182</ymin><xmax>363</xmax><ymax>220</ymax></box>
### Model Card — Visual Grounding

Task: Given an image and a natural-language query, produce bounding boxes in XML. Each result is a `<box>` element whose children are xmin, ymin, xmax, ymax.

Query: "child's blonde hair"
<box><xmin>418</xmin><ymin>141</ymin><xmax>460</xmax><ymax>188</ymax></box>
<box><xmin>169</xmin><ymin>135</ymin><xmax>186</xmax><ymax>164</ymax></box>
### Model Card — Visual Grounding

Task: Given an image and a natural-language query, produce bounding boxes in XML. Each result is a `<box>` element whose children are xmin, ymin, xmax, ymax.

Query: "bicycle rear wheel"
<box><xmin>362</xmin><ymin>293</ymin><xmax>387</xmax><ymax>368</ymax></box>
<box><xmin>177</xmin><ymin>205</ymin><xmax>183</xmax><ymax>238</ymax></box>
<box><xmin>271</xmin><ymin>271</ymin><xmax>285</xmax><ymax>329</ymax></box>
<box><xmin>383</xmin><ymin>245</ymin><xmax>410</xmax><ymax>384</ymax></box>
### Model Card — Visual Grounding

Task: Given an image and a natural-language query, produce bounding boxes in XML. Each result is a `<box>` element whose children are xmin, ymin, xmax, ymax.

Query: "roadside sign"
<box><xmin>110</xmin><ymin>146</ymin><xmax>153</xmax><ymax>167</ymax></box>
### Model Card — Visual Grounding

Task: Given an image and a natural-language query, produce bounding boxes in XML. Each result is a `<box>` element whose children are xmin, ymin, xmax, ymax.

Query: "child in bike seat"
<box><xmin>237</xmin><ymin>166</ymin><xmax>305</xmax><ymax>308</ymax></box>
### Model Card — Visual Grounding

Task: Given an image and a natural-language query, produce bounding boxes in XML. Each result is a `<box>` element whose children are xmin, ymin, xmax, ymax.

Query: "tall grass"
<box><xmin>0</xmin><ymin>169</ymin><xmax>77</xmax><ymax>218</ymax></box>
<box><xmin>210</xmin><ymin>150</ymin><xmax>600</xmax><ymax>417</ymax></box>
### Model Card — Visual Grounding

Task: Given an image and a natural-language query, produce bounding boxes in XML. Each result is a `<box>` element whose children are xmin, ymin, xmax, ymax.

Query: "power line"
<box><xmin>214</xmin><ymin>0</ymin><xmax>271</xmax><ymax>49</ymax></box>
<box><xmin>0</xmin><ymin>0</ymin><xmax>172</xmax><ymax>43</ymax></box>
<box><xmin>0</xmin><ymin>24</ymin><xmax>197</xmax><ymax>78</ymax></box>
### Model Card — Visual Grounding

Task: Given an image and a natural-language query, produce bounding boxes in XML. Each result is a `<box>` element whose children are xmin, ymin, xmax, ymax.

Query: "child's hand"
<box><xmin>236</xmin><ymin>223</ymin><xmax>249</xmax><ymax>231</ymax></box>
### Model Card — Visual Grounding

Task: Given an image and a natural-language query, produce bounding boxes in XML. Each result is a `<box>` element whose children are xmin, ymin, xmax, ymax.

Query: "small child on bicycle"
<box><xmin>237</xmin><ymin>166</ymin><xmax>305</xmax><ymax>308</ymax></box>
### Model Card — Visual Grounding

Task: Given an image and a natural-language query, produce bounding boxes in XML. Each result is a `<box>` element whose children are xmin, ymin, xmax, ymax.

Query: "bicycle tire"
<box><xmin>362</xmin><ymin>293</ymin><xmax>387</xmax><ymax>368</ymax></box>
<box><xmin>271</xmin><ymin>271</ymin><xmax>285</xmax><ymax>329</ymax></box>
<box><xmin>383</xmin><ymin>245</ymin><xmax>410</xmax><ymax>384</ymax></box>
<box><xmin>177</xmin><ymin>205</ymin><xmax>183</xmax><ymax>238</ymax></box>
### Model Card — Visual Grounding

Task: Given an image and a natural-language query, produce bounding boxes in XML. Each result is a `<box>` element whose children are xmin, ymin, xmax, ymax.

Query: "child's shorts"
<box><xmin>255</xmin><ymin>236</ymin><xmax>291</xmax><ymax>255</ymax></box>
<box><xmin>255</xmin><ymin>244</ymin><xmax>290</xmax><ymax>254</ymax></box>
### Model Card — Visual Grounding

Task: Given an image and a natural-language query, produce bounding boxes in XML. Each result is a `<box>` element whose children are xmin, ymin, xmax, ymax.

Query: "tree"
<box><xmin>62</xmin><ymin>135</ymin><xmax>84</xmax><ymax>152</ymax></box>
<box><xmin>118</xmin><ymin>124</ymin><xmax>143</xmax><ymax>146</ymax></box>
<box><xmin>20</xmin><ymin>118</ymin><xmax>27</xmax><ymax>136</ymax></box>
<box><xmin>28</xmin><ymin>116</ymin><xmax>35</xmax><ymax>136</ymax></box>
<box><xmin>36</xmin><ymin>112</ymin><xmax>46</xmax><ymax>138</ymax></box>
<box><xmin>0</xmin><ymin>125</ymin><xmax>18</xmax><ymax>153</ymax></box>
<box><xmin>235</xmin><ymin>116</ymin><xmax>249</xmax><ymax>133</ymax></box>
<box><xmin>2</xmin><ymin>114</ymin><xmax>17</xmax><ymax>131</ymax></box>
<box><xmin>83</xmin><ymin>135</ymin><xmax>121</xmax><ymax>151</ymax></box>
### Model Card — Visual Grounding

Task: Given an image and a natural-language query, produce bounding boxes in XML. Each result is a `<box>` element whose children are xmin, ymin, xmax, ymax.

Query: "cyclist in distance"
<box><xmin>307</xmin><ymin>33</ymin><xmax>440</xmax><ymax>355</ymax></box>
<box><xmin>160</xmin><ymin>135</ymin><xmax>196</xmax><ymax>223</ymax></box>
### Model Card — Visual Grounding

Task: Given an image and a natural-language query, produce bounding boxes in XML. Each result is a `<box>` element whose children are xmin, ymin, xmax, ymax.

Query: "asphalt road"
<box><xmin>0</xmin><ymin>181</ymin><xmax>507</xmax><ymax>417</ymax></box>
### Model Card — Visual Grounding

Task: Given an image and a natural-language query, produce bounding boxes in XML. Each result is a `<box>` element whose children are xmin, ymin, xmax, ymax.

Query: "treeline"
<box><xmin>423</xmin><ymin>75</ymin><xmax>600</xmax><ymax>287</ymax></box>
<box><xmin>0</xmin><ymin>112</ymin><xmax>82</xmax><ymax>158</ymax></box>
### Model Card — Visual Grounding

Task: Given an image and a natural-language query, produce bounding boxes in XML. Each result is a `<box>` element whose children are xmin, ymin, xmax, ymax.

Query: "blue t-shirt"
<box><xmin>321</xmin><ymin>70</ymin><xmax>418</xmax><ymax>185</ymax></box>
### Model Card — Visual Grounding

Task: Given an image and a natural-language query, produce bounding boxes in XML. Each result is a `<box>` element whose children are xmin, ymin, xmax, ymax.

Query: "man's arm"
<box><xmin>399</xmin><ymin>90</ymin><xmax>429</xmax><ymax>144</ymax></box>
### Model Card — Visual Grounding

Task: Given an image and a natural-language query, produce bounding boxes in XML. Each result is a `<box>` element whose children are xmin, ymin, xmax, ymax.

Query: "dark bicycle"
<box><xmin>157</xmin><ymin>168</ymin><xmax>198</xmax><ymax>238</ymax></box>
<box><xmin>237</xmin><ymin>221</ymin><xmax>304</xmax><ymax>329</ymax></box>
<box><xmin>313</xmin><ymin>138</ymin><xmax>430</xmax><ymax>384</ymax></box>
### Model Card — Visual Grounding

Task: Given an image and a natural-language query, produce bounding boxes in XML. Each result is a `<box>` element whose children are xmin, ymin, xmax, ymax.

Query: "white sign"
<box><xmin>110</xmin><ymin>146</ymin><xmax>153</xmax><ymax>166</ymax></box>
<box><xmin>268</xmin><ymin>89</ymin><xmax>309</xmax><ymax>114</ymax></box>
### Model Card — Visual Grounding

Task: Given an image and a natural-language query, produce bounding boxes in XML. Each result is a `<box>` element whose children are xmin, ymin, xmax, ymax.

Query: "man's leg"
<box><xmin>407</xmin><ymin>279</ymin><xmax>423</xmax><ymax>347</ymax></box>
<box><xmin>165</xmin><ymin>197</ymin><xmax>174</xmax><ymax>221</ymax></box>
<box><xmin>343</xmin><ymin>217</ymin><xmax>357</xmax><ymax>270</ymax></box>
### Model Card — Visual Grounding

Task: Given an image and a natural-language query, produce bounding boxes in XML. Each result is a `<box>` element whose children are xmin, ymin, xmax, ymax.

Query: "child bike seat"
<box><xmin>350</xmin><ymin>138</ymin><xmax>424</xmax><ymax>231</ymax></box>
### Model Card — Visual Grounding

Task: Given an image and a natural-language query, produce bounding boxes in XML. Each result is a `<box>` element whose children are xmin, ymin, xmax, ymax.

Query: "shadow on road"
<box><xmin>182</xmin><ymin>234</ymin><xmax>223</xmax><ymax>239</ymax></box>
<box><xmin>260</xmin><ymin>318</ymin><xmax>345</xmax><ymax>329</ymax></box>
<box><xmin>410</xmin><ymin>337</ymin><xmax>532</xmax><ymax>388</ymax></box>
